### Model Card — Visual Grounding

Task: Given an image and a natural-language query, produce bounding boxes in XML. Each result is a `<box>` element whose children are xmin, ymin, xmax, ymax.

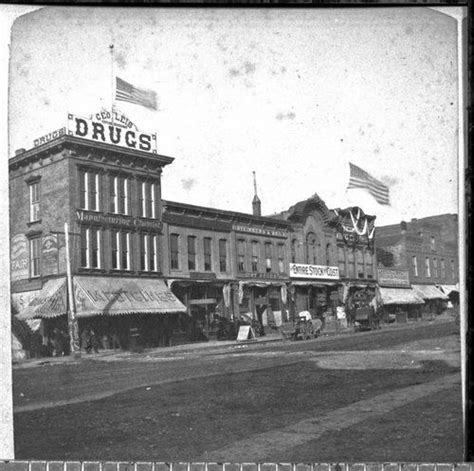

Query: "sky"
<box><xmin>4</xmin><ymin>6</ymin><xmax>464</xmax><ymax>226</ymax></box>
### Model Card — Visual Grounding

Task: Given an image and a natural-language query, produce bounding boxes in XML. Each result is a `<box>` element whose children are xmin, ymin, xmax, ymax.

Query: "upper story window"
<box><xmin>430</xmin><ymin>236</ymin><xmax>436</xmax><ymax>251</ymax></box>
<box><xmin>433</xmin><ymin>258</ymin><xmax>438</xmax><ymax>278</ymax></box>
<box><xmin>79</xmin><ymin>170</ymin><xmax>100</xmax><ymax>211</ymax></box>
<box><xmin>80</xmin><ymin>227</ymin><xmax>101</xmax><ymax>269</ymax></box>
<box><xmin>347</xmin><ymin>248</ymin><xmax>355</xmax><ymax>278</ymax></box>
<box><xmin>29</xmin><ymin>236</ymin><xmax>41</xmax><ymax>277</ymax></box>
<box><xmin>251</xmin><ymin>241</ymin><xmax>259</xmax><ymax>272</ymax></box>
<box><xmin>140</xmin><ymin>234</ymin><xmax>158</xmax><ymax>272</ymax></box>
<box><xmin>139</xmin><ymin>181</ymin><xmax>158</xmax><ymax>219</ymax></box>
<box><xmin>450</xmin><ymin>259</ymin><xmax>456</xmax><ymax>279</ymax></box>
<box><xmin>111</xmin><ymin>230</ymin><xmax>130</xmax><ymax>271</ymax></box>
<box><xmin>110</xmin><ymin>175</ymin><xmax>130</xmax><ymax>215</ymax></box>
<box><xmin>265</xmin><ymin>242</ymin><xmax>272</xmax><ymax>273</ymax></box>
<box><xmin>356</xmin><ymin>248</ymin><xmax>364</xmax><ymax>279</ymax></box>
<box><xmin>219</xmin><ymin>239</ymin><xmax>227</xmax><ymax>272</ymax></box>
<box><xmin>365</xmin><ymin>248</ymin><xmax>374</xmax><ymax>279</ymax></box>
<box><xmin>440</xmin><ymin>258</ymin><xmax>446</xmax><ymax>279</ymax></box>
<box><xmin>425</xmin><ymin>257</ymin><xmax>431</xmax><ymax>278</ymax></box>
<box><xmin>204</xmin><ymin>237</ymin><xmax>212</xmax><ymax>271</ymax></box>
<box><xmin>237</xmin><ymin>239</ymin><xmax>246</xmax><ymax>272</ymax></box>
<box><xmin>29</xmin><ymin>180</ymin><xmax>41</xmax><ymax>222</ymax></box>
<box><xmin>291</xmin><ymin>239</ymin><xmax>298</xmax><ymax>264</ymax></box>
<box><xmin>338</xmin><ymin>246</ymin><xmax>346</xmax><ymax>277</ymax></box>
<box><xmin>412</xmin><ymin>255</ymin><xmax>418</xmax><ymax>277</ymax></box>
<box><xmin>277</xmin><ymin>243</ymin><xmax>285</xmax><ymax>274</ymax></box>
<box><xmin>187</xmin><ymin>236</ymin><xmax>196</xmax><ymax>271</ymax></box>
<box><xmin>170</xmin><ymin>233</ymin><xmax>180</xmax><ymax>270</ymax></box>
<box><xmin>306</xmin><ymin>233</ymin><xmax>318</xmax><ymax>265</ymax></box>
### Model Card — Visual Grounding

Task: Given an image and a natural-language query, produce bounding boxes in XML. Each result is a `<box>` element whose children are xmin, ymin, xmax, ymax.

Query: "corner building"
<box><xmin>10</xmin><ymin>115</ymin><xmax>186</xmax><ymax>355</ymax></box>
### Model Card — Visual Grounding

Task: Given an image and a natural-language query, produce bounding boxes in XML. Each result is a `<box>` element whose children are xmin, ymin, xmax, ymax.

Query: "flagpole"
<box><xmin>110</xmin><ymin>44</ymin><xmax>115</xmax><ymax>124</ymax></box>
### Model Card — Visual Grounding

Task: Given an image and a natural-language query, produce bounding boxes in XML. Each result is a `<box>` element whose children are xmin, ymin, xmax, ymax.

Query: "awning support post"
<box><xmin>65</xmin><ymin>222</ymin><xmax>81</xmax><ymax>358</ymax></box>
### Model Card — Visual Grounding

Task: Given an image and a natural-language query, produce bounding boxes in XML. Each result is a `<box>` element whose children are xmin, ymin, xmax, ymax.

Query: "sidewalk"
<box><xmin>13</xmin><ymin>313</ymin><xmax>456</xmax><ymax>369</ymax></box>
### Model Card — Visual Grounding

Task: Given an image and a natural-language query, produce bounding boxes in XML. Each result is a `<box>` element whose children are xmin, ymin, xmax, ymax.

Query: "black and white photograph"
<box><xmin>0</xmin><ymin>4</ymin><xmax>467</xmax><ymax>464</ymax></box>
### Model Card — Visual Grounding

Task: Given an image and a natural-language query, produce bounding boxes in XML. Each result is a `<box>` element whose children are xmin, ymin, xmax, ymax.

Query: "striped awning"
<box><xmin>73</xmin><ymin>276</ymin><xmax>186</xmax><ymax>317</ymax></box>
<box><xmin>378</xmin><ymin>287</ymin><xmax>425</xmax><ymax>305</ymax></box>
<box><xmin>412</xmin><ymin>284</ymin><xmax>449</xmax><ymax>301</ymax></box>
<box><xmin>16</xmin><ymin>278</ymin><xmax>67</xmax><ymax>320</ymax></box>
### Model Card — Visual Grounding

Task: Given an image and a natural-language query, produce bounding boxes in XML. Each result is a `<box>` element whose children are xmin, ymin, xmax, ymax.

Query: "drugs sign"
<box><xmin>67</xmin><ymin>114</ymin><xmax>156</xmax><ymax>153</ymax></box>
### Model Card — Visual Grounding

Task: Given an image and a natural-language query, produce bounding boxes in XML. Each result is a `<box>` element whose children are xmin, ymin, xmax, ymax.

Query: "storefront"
<box><xmin>376</xmin><ymin>269</ymin><xmax>425</xmax><ymax>322</ymax></box>
<box><xmin>412</xmin><ymin>284</ymin><xmax>449</xmax><ymax>318</ymax></box>
<box><xmin>16</xmin><ymin>275</ymin><xmax>186</xmax><ymax>354</ymax></box>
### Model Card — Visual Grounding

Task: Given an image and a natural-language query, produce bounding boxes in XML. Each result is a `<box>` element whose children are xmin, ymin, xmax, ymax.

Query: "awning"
<box><xmin>378</xmin><ymin>287</ymin><xmax>425</xmax><ymax>305</ymax></box>
<box><xmin>239</xmin><ymin>281</ymin><xmax>286</xmax><ymax>288</ymax></box>
<box><xmin>291</xmin><ymin>280</ymin><xmax>340</xmax><ymax>287</ymax></box>
<box><xmin>16</xmin><ymin>278</ymin><xmax>67</xmax><ymax>320</ymax></box>
<box><xmin>412</xmin><ymin>284</ymin><xmax>449</xmax><ymax>301</ymax></box>
<box><xmin>436</xmin><ymin>284</ymin><xmax>459</xmax><ymax>296</ymax></box>
<box><xmin>74</xmin><ymin>276</ymin><xmax>187</xmax><ymax>317</ymax></box>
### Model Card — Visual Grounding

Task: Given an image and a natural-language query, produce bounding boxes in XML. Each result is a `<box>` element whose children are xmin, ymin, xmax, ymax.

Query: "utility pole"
<box><xmin>64</xmin><ymin>222</ymin><xmax>80</xmax><ymax>358</ymax></box>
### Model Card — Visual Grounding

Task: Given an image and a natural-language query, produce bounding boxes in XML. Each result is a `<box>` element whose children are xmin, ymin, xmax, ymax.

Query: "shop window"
<box><xmin>347</xmin><ymin>249</ymin><xmax>355</xmax><ymax>278</ymax></box>
<box><xmin>219</xmin><ymin>239</ymin><xmax>227</xmax><ymax>272</ymax></box>
<box><xmin>170</xmin><ymin>233</ymin><xmax>180</xmax><ymax>270</ymax></box>
<box><xmin>425</xmin><ymin>257</ymin><xmax>431</xmax><ymax>278</ymax></box>
<box><xmin>251</xmin><ymin>241</ymin><xmax>259</xmax><ymax>272</ymax></box>
<box><xmin>81</xmin><ymin>227</ymin><xmax>101</xmax><ymax>269</ymax></box>
<box><xmin>440</xmin><ymin>259</ymin><xmax>445</xmax><ymax>279</ymax></box>
<box><xmin>430</xmin><ymin>236</ymin><xmax>436</xmax><ymax>251</ymax></box>
<box><xmin>412</xmin><ymin>255</ymin><xmax>418</xmax><ymax>277</ymax></box>
<box><xmin>265</xmin><ymin>242</ymin><xmax>272</xmax><ymax>273</ymax></box>
<box><xmin>338</xmin><ymin>246</ymin><xmax>346</xmax><ymax>277</ymax></box>
<box><xmin>29</xmin><ymin>236</ymin><xmax>41</xmax><ymax>277</ymax></box>
<box><xmin>433</xmin><ymin>258</ymin><xmax>438</xmax><ymax>278</ymax></box>
<box><xmin>237</xmin><ymin>239</ymin><xmax>246</xmax><ymax>272</ymax></box>
<box><xmin>110</xmin><ymin>175</ymin><xmax>130</xmax><ymax>215</ymax></box>
<box><xmin>187</xmin><ymin>236</ymin><xmax>196</xmax><ymax>271</ymax></box>
<box><xmin>365</xmin><ymin>248</ymin><xmax>374</xmax><ymax>279</ymax></box>
<box><xmin>277</xmin><ymin>243</ymin><xmax>285</xmax><ymax>274</ymax></box>
<box><xmin>111</xmin><ymin>230</ymin><xmax>130</xmax><ymax>270</ymax></box>
<box><xmin>79</xmin><ymin>170</ymin><xmax>100</xmax><ymax>211</ymax></box>
<box><xmin>29</xmin><ymin>180</ymin><xmax>41</xmax><ymax>222</ymax></box>
<box><xmin>204</xmin><ymin>237</ymin><xmax>212</xmax><ymax>271</ymax></box>
<box><xmin>139</xmin><ymin>181</ymin><xmax>157</xmax><ymax>218</ymax></box>
<box><xmin>356</xmin><ymin>248</ymin><xmax>364</xmax><ymax>279</ymax></box>
<box><xmin>140</xmin><ymin>234</ymin><xmax>158</xmax><ymax>272</ymax></box>
<box><xmin>291</xmin><ymin>239</ymin><xmax>297</xmax><ymax>263</ymax></box>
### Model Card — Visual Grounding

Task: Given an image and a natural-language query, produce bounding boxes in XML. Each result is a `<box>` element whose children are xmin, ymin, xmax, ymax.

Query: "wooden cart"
<box><xmin>280</xmin><ymin>318</ymin><xmax>322</xmax><ymax>340</ymax></box>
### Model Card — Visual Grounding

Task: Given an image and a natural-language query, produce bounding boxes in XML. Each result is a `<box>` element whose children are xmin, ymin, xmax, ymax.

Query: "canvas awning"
<box><xmin>378</xmin><ymin>287</ymin><xmax>425</xmax><ymax>305</ymax></box>
<box><xmin>16</xmin><ymin>277</ymin><xmax>68</xmax><ymax>320</ymax></box>
<box><xmin>73</xmin><ymin>276</ymin><xmax>187</xmax><ymax>317</ymax></box>
<box><xmin>412</xmin><ymin>284</ymin><xmax>449</xmax><ymax>301</ymax></box>
<box><xmin>290</xmin><ymin>281</ymin><xmax>340</xmax><ymax>287</ymax></box>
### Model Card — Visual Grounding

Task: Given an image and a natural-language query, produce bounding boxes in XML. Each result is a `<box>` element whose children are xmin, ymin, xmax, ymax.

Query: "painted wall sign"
<box><xmin>377</xmin><ymin>268</ymin><xmax>410</xmax><ymax>287</ymax></box>
<box><xmin>10</xmin><ymin>234</ymin><xmax>29</xmax><ymax>281</ymax></box>
<box><xmin>76</xmin><ymin>210</ymin><xmax>162</xmax><ymax>231</ymax></box>
<box><xmin>237</xmin><ymin>272</ymin><xmax>282</xmax><ymax>280</ymax></box>
<box><xmin>67</xmin><ymin>114</ymin><xmax>157</xmax><ymax>154</ymax></box>
<box><xmin>232</xmin><ymin>225</ymin><xmax>288</xmax><ymax>238</ymax></box>
<box><xmin>289</xmin><ymin>263</ymin><xmax>340</xmax><ymax>280</ymax></box>
<box><xmin>33</xmin><ymin>127</ymin><xmax>66</xmax><ymax>147</ymax></box>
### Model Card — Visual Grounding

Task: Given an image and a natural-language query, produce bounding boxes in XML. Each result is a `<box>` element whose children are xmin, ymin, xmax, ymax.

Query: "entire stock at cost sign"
<box><xmin>67</xmin><ymin>114</ymin><xmax>157</xmax><ymax>153</ymax></box>
<box><xmin>289</xmin><ymin>263</ymin><xmax>340</xmax><ymax>280</ymax></box>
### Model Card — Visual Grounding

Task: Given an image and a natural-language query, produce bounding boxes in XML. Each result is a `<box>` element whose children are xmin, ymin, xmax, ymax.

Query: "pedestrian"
<box><xmin>81</xmin><ymin>327</ymin><xmax>92</xmax><ymax>354</ymax></box>
<box><xmin>90</xmin><ymin>329</ymin><xmax>99</xmax><ymax>353</ymax></box>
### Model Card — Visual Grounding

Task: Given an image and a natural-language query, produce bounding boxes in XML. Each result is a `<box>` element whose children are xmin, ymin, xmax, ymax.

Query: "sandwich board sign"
<box><xmin>236</xmin><ymin>325</ymin><xmax>257</xmax><ymax>342</ymax></box>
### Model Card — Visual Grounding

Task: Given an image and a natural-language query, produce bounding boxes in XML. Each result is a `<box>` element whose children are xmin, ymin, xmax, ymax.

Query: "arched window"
<box><xmin>306</xmin><ymin>232</ymin><xmax>319</xmax><ymax>265</ymax></box>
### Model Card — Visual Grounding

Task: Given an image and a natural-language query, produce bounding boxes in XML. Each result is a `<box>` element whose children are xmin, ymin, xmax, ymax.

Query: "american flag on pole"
<box><xmin>347</xmin><ymin>162</ymin><xmax>390</xmax><ymax>205</ymax></box>
<box><xmin>115</xmin><ymin>77</ymin><xmax>157</xmax><ymax>110</ymax></box>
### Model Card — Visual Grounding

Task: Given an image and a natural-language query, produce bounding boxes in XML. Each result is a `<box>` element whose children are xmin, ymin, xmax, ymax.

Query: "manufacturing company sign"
<box><xmin>232</xmin><ymin>225</ymin><xmax>288</xmax><ymax>238</ymax></box>
<box><xmin>289</xmin><ymin>263</ymin><xmax>339</xmax><ymax>280</ymax></box>
<box><xmin>67</xmin><ymin>113</ymin><xmax>157</xmax><ymax>153</ymax></box>
<box><xmin>377</xmin><ymin>268</ymin><xmax>410</xmax><ymax>287</ymax></box>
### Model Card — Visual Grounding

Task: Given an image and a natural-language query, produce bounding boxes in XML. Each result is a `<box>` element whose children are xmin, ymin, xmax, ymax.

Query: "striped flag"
<box><xmin>115</xmin><ymin>77</ymin><xmax>157</xmax><ymax>110</ymax></box>
<box><xmin>347</xmin><ymin>162</ymin><xmax>390</xmax><ymax>205</ymax></box>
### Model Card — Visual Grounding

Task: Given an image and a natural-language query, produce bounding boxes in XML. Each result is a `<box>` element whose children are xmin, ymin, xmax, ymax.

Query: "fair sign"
<box><xmin>67</xmin><ymin>113</ymin><xmax>157</xmax><ymax>154</ymax></box>
<box><xmin>289</xmin><ymin>263</ymin><xmax>340</xmax><ymax>280</ymax></box>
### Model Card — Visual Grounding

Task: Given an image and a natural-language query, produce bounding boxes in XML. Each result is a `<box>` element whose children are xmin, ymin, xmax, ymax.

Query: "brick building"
<box><xmin>10</xmin><ymin>113</ymin><xmax>186</xmax><ymax>355</ymax></box>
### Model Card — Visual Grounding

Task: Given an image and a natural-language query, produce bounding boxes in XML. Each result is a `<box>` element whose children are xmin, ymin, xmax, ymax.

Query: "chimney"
<box><xmin>400</xmin><ymin>221</ymin><xmax>407</xmax><ymax>234</ymax></box>
<box><xmin>252</xmin><ymin>171</ymin><xmax>261</xmax><ymax>217</ymax></box>
<box><xmin>15</xmin><ymin>148</ymin><xmax>26</xmax><ymax>156</ymax></box>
